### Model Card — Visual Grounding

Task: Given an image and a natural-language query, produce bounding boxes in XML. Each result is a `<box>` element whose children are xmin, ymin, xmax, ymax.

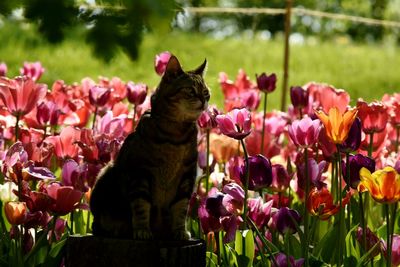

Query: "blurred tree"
<box><xmin>0</xmin><ymin>0</ymin><xmax>176</xmax><ymax>62</ymax></box>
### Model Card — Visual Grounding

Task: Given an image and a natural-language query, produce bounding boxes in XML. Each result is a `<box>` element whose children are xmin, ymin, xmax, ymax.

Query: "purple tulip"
<box><xmin>89</xmin><ymin>86</ymin><xmax>111</xmax><ymax>107</ymax></box>
<box><xmin>256</xmin><ymin>72</ymin><xmax>277</xmax><ymax>93</ymax></box>
<box><xmin>342</xmin><ymin>154</ymin><xmax>375</xmax><ymax>190</ymax></box>
<box><xmin>198</xmin><ymin>199</ymin><xmax>222</xmax><ymax>234</ymax></box>
<box><xmin>222</xmin><ymin>183</ymin><xmax>245</xmax><ymax>216</ymax></box>
<box><xmin>36</xmin><ymin>100</ymin><xmax>62</xmax><ymax>126</ymax></box>
<box><xmin>297</xmin><ymin>159</ymin><xmax>327</xmax><ymax>191</ymax></box>
<box><xmin>216</xmin><ymin>108</ymin><xmax>252</xmax><ymax>140</ymax></box>
<box><xmin>338</xmin><ymin>117</ymin><xmax>361</xmax><ymax>152</ymax></box>
<box><xmin>154</xmin><ymin>51</ymin><xmax>172</xmax><ymax>76</ymax></box>
<box><xmin>62</xmin><ymin>159</ymin><xmax>89</xmax><ymax>192</ymax></box>
<box><xmin>288</xmin><ymin>117</ymin><xmax>321</xmax><ymax>148</ymax></box>
<box><xmin>290</xmin><ymin>86</ymin><xmax>309</xmax><ymax>109</ymax></box>
<box><xmin>205</xmin><ymin>192</ymin><xmax>229</xmax><ymax>218</ymax></box>
<box><xmin>356</xmin><ymin>227</ymin><xmax>383</xmax><ymax>258</ymax></box>
<box><xmin>394</xmin><ymin>160</ymin><xmax>400</xmax><ymax>174</ymax></box>
<box><xmin>0</xmin><ymin>62</ymin><xmax>7</xmax><ymax>77</ymax></box>
<box><xmin>240</xmin><ymin>154</ymin><xmax>272</xmax><ymax>191</ymax></box>
<box><xmin>273</xmin><ymin>207</ymin><xmax>301</xmax><ymax>234</ymax></box>
<box><xmin>273</xmin><ymin>253</ymin><xmax>305</xmax><ymax>267</ymax></box>
<box><xmin>270</xmin><ymin>164</ymin><xmax>291</xmax><ymax>192</ymax></box>
<box><xmin>126</xmin><ymin>82</ymin><xmax>147</xmax><ymax>106</ymax></box>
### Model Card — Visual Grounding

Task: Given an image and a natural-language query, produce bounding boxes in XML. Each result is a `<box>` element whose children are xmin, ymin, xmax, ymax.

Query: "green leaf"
<box><xmin>356</xmin><ymin>242</ymin><xmax>380</xmax><ymax>267</ymax></box>
<box><xmin>74</xmin><ymin>210</ymin><xmax>85</xmax><ymax>235</ymax></box>
<box><xmin>345</xmin><ymin>224</ymin><xmax>360</xmax><ymax>260</ymax></box>
<box><xmin>314</xmin><ymin>223</ymin><xmax>339</xmax><ymax>264</ymax></box>
<box><xmin>288</xmin><ymin>234</ymin><xmax>302</xmax><ymax>259</ymax></box>
<box><xmin>235</xmin><ymin>230</ymin><xmax>255</xmax><ymax>267</ymax></box>
<box><xmin>206</xmin><ymin>252</ymin><xmax>219</xmax><ymax>267</ymax></box>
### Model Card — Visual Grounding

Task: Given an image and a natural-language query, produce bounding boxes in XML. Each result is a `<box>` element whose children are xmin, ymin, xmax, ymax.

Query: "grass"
<box><xmin>1</xmin><ymin>21</ymin><xmax>399</xmax><ymax>110</ymax></box>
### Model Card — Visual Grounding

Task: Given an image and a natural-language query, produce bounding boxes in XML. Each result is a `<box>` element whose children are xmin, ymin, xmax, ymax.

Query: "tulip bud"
<box><xmin>342</xmin><ymin>154</ymin><xmax>375</xmax><ymax>190</ymax></box>
<box><xmin>154</xmin><ymin>51</ymin><xmax>172</xmax><ymax>76</ymax></box>
<box><xmin>240</xmin><ymin>154</ymin><xmax>272</xmax><ymax>191</ymax></box>
<box><xmin>256</xmin><ymin>73</ymin><xmax>277</xmax><ymax>93</ymax></box>
<box><xmin>290</xmin><ymin>86</ymin><xmax>308</xmax><ymax>109</ymax></box>
<box><xmin>126</xmin><ymin>82</ymin><xmax>147</xmax><ymax>106</ymax></box>
<box><xmin>0</xmin><ymin>62</ymin><xmax>7</xmax><ymax>77</ymax></box>
<box><xmin>338</xmin><ymin>117</ymin><xmax>362</xmax><ymax>152</ymax></box>
<box><xmin>89</xmin><ymin>86</ymin><xmax>111</xmax><ymax>107</ymax></box>
<box><xmin>4</xmin><ymin>201</ymin><xmax>27</xmax><ymax>225</ymax></box>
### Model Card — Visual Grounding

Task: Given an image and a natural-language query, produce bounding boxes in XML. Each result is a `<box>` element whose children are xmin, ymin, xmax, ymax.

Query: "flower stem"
<box><xmin>240</xmin><ymin>138</ymin><xmax>249</xmax><ymax>258</ymax></box>
<box><xmin>385</xmin><ymin>203</ymin><xmax>392</xmax><ymax>267</ymax></box>
<box><xmin>358</xmin><ymin>191</ymin><xmax>367</xmax><ymax>253</ymax></box>
<box><xmin>345</xmin><ymin>152</ymin><xmax>351</xmax><ymax>230</ymax></box>
<box><xmin>336</xmin><ymin>148</ymin><xmax>344</xmax><ymax>267</ymax></box>
<box><xmin>303</xmin><ymin>148</ymin><xmax>309</xmax><ymax>267</ymax></box>
<box><xmin>206</xmin><ymin>129</ymin><xmax>210</xmax><ymax>194</ymax></box>
<box><xmin>92</xmin><ymin>106</ymin><xmax>98</xmax><ymax>131</ymax></box>
<box><xmin>70</xmin><ymin>210</ymin><xmax>74</xmax><ymax>235</ymax></box>
<box><xmin>15</xmin><ymin>113</ymin><xmax>20</xmax><ymax>141</ymax></box>
<box><xmin>368</xmin><ymin>132</ymin><xmax>374</xmax><ymax>158</ymax></box>
<box><xmin>395</xmin><ymin>126</ymin><xmax>399</xmax><ymax>153</ymax></box>
<box><xmin>260</xmin><ymin>93</ymin><xmax>268</xmax><ymax>155</ymax></box>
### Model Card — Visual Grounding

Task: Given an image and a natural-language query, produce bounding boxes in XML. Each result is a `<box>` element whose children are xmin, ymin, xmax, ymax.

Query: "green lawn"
<box><xmin>1</xmin><ymin>21</ymin><xmax>399</xmax><ymax>110</ymax></box>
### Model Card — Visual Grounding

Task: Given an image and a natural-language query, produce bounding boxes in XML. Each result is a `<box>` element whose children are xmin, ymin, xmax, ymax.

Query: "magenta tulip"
<box><xmin>288</xmin><ymin>117</ymin><xmax>321</xmax><ymax>148</ymax></box>
<box><xmin>126</xmin><ymin>82</ymin><xmax>147</xmax><ymax>106</ymax></box>
<box><xmin>154</xmin><ymin>51</ymin><xmax>172</xmax><ymax>76</ymax></box>
<box><xmin>216</xmin><ymin>108</ymin><xmax>252</xmax><ymax>140</ymax></box>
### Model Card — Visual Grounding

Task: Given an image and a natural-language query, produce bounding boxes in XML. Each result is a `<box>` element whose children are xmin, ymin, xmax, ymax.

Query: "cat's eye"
<box><xmin>183</xmin><ymin>87</ymin><xmax>196</xmax><ymax>97</ymax></box>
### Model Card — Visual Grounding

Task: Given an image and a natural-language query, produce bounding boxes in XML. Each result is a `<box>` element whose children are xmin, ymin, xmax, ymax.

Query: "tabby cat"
<box><xmin>90</xmin><ymin>56</ymin><xmax>210</xmax><ymax>240</ymax></box>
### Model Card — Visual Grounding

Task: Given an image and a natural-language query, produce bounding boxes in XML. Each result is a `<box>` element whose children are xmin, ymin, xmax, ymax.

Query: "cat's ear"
<box><xmin>164</xmin><ymin>55</ymin><xmax>184</xmax><ymax>78</ymax></box>
<box><xmin>192</xmin><ymin>59</ymin><xmax>207</xmax><ymax>77</ymax></box>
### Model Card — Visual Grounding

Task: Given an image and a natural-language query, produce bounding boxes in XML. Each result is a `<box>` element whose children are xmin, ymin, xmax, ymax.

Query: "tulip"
<box><xmin>209</xmin><ymin>133</ymin><xmax>242</xmax><ymax>164</ymax></box>
<box><xmin>239</xmin><ymin>154</ymin><xmax>272</xmax><ymax>191</ymax></box>
<box><xmin>46</xmin><ymin>183</ymin><xmax>83</xmax><ymax>216</ymax></box>
<box><xmin>341</xmin><ymin>154</ymin><xmax>375</xmax><ymax>190</ymax></box>
<box><xmin>270</xmin><ymin>164</ymin><xmax>291</xmax><ymax>192</ymax></box>
<box><xmin>0</xmin><ymin>182</ymin><xmax>18</xmax><ymax>202</ymax></box>
<box><xmin>273</xmin><ymin>207</ymin><xmax>301</xmax><ymax>234</ymax></box>
<box><xmin>4</xmin><ymin>201</ymin><xmax>27</xmax><ymax>225</ymax></box>
<box><xmin>357</xmin><ymin>99</ymin><xmax>388</xmax><ymax>134</ymax></box>
<box><xmin>89</xmin><ymin>86</ymin><xmax>111</xmax><ymax>107</ymax></box>
<box><xmin>355</xmin><ymin>227</ymin><xmax>383</xmax><ymax>258</ymax></box>
<box><xmin>44</xmin><ymin>126</ymin><xmax>81</xmax><ymax>160</ymax></box>
<box><xmin>20</xmin><ymin>61</ymin><xmax>45</xmax><ymax>81</ymax></box>
<box><xmin>197</xmin><ymin>106</ymin><xmax>219</xmax><ymax>129</ymax></box>
<box><xmin>126</xmin><ymin>82</ymin><xmax>147</xmax><ymax>106</ymax></box>
<box><xmin>338</xmin><ymin>117</ymin><xmax>362</xmax><ymax>152</ymax></box>
<box><xmin>0</xmin><ymin>62</ymin><xmax>7</xmax><ymax>76</ymax></box>
<box><xmin>256</xmin><ymin>72</ymin><xmax>277</xmax><ymax>93</ymax></box>
<box><xmin>221</xmin><ymin>183</ymin><xmax>245</xmax><ymax>216</ymax></box>
<box><xmin>247</xmin><ymin>198</ymin><xmax>273</xmax><ymax>228</ymax></box>
<box><xmin>395</xmin><ymin>160</ymin><xmax>400</xmax><ymax>174</ymax></box>
<box><xmin>315</xmin><ymin>107</ymin><xmax>358</xmax><ymax>144</ymax></box>
<box><xmin>288</xmin><ymin>117</ymin><xmax>320</xmax><ymax>148</ymax></box>
<box><xmin>297</xmin><ymin>159</ymin><xmax>327</xmax><ymax>192</ymax></box>
<box><xmin>386</xmin><ymin>234</ymin><xmax>400</xmax><ymax>266</ymax></box>
<box><xmin>273</xmin><ymin>253</ymin><xmax>304</xmax><ymax>267</ymax></box>
<box><xmin>205</xmin><ymin>192</ymin><xmax>229</xmax><ymax>218</ymax></box>
<box><xmin>36</xmin><ymin>100</ymin><xmax>62</xmax><ymax>127</ymax></box>
<box><xmin>307</xmin><ymin>187</ymin><xmax>351</xmax><ymax>220</ymax></box>
<box><xmin>0</xmin><ymin>76</ymin><xmax>47</xmax><ymax>117</ymax></box>
<box><xmin>154</xmin><ymin>51</ymin><xmax>172</xmax><ymax>76</ymax></box>
<box><xmin>216</xmin><ymin>108</ymin><xmax>252</xmax><ymax>140</ymax></box>
<box><xmin>359</xmin><ymin>166</ymin><xmax>400</xmax><ymax>203</ymax></box>
<box><xmin>290</xmin><ymin>86</ymin><xmax>309</xmax><ymax>109</ymax></box>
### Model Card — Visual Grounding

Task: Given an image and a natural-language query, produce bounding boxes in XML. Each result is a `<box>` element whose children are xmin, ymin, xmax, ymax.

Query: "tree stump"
<box><xmin>65</xmin><ymin>235</ymin><xmax>206</xmax><ymax>267</ymax></box>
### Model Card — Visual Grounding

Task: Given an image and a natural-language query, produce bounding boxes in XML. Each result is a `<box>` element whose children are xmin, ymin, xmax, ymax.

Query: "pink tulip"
<box><xmin>288</xmin><ymin>117</ymin><xmax>321</xmax><ymax>148</ymax></box>
<box><xmin>357</xmin><ymin>99</ymin><xmax>388</xmax><ymax>134</ymax></box>
<box><xmin>89</xmin><ymin>86</ymin><xmax>111</xmax><ymax>107</ymax></box>
<box><xmin>0</xmin><ymin>62</ymin><xmax>7</xmax><ymax>77</ymax></box>
<box><xmin>306</xmin><ymin>83</ymin><xmax>350</xmax><ymax>114</ymax></box>
<box><xmin>216</xmin><ymin>108</ymin><xmax>252</xmax><ymax>140</ymax></box>
<box><xmin>20</xmin><ymin>61</ymin><xmax>45</xmax><ymax>81</ymax></box>
<box><xmin>154</xmin><ymin>51</ymin><xmax>172</xmax><ymax>76</ymax></box>
<box><xmin>0</xmin><ymin>76</ymin><xmax>47</xmax><ymax>117</ymax></box>
<box><xmin>126</xmin><ymin>82</ymin><xmax>147</xmax><ymax>106</ymax></box>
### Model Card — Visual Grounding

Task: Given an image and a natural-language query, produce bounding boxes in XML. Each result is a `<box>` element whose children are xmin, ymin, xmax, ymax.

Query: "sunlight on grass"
<box><xmin>1</xmin><ymin>22</ymin><xmax>399</xmax><ymax>110</ymax></box>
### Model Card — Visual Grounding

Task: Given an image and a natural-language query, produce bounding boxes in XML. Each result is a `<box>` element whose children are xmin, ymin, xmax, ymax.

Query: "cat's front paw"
<box><xmin>173</xmin><ymin>230</ymin><xmax>191</xmax><ymax>240</ymax></box>
<box><xmin>132</xmin><ymin>228</ymin><xmax>153</xmax><ymax>240</ymax></box>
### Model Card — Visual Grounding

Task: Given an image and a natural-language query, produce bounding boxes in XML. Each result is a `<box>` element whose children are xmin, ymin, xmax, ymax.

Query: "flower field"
<box><xmin>0</xmin><ymin>55</ymin><xmax>399</xmax><ymax>266</ymax></box>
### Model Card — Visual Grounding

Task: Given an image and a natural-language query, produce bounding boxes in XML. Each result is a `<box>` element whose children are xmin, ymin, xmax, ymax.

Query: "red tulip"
<box><xmin>307</xmin><ymin>187</ymin><xmax>351</xmax><ymax>220</ymax></box>
<box><xmin>357</xmin><ymin>99</ymin><xmax>388</xmax><ymax>134</ymax></box>
<box><xmin>0</xmin><ymin>76</ymin><xmax>47</xmax><ymax>117</ymax></box>
<box><xmin>126</xmin><ymin>82</ymin><xmax>147</xmax><ymax>106</ymax></box>
<box><xmin>44</xmin><ymin>126</ymin><xmax>81</xmax><ymax>160</ymax></box>
<box><xmin>46</xmin><ymin>183</ymin><xmax>83</xmax><ymax>216</ymax></box>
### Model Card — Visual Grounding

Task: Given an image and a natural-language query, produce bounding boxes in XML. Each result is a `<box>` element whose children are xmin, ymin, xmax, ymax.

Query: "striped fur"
<box><xmin>90</xmin><ymin>56</ymin><xmax>209</xmax><ymax>240</ymax></box>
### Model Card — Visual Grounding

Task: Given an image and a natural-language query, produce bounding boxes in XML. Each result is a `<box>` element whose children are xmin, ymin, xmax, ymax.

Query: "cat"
<box><xmin>90</xmin><ymin>56</ymin><xmax>210</xmax><ymax>240</ymax></box>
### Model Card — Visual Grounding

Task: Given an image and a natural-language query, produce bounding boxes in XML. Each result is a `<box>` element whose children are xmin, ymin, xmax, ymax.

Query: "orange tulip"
<box><xmin>315</xmin><ymin>107</ymin><xmax>358</xmax><ymax>144</ymax></box>
<box><xmin>4</xmin><ymin>201</ymin><xmax>27</xmax><ymax>225</ymax></box>
<box><xmin>209</xmin><ymin>133</ymin><xmax>242</xmax><ymax>164</ymax></box>
<box><xmin>359</xmin><ymin>166</ymin><xmax>400</xmax><ymax>203</ymax></box>
<box><xmin>307</xmin><ymin>187</ymin><xmax>351</xmax><ymax>220</ymax></box>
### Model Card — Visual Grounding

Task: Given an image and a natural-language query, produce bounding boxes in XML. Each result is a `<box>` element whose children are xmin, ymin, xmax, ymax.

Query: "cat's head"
<box><xmin>151</xmin><ymin>56</ymin><xmax>210</xmax><ymax>122</ymax></box>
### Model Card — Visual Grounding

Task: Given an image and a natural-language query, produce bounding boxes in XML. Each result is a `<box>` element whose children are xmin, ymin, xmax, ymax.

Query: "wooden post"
<box><xmin>65</xmin><ymin>235</ymin><xmax>206</xmax><ymax>267</ymax></box>
<box><xmin>280</xmin><ymin>0</ymin><xmax>292</xmax><ymax>111</ymax></box>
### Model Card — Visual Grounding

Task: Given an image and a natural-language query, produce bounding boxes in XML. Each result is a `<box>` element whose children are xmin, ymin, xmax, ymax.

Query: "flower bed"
<box><xmin>0</xmin><ymin>56</ymin><xmax>399</xmax><ymax>266</ymax></box>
